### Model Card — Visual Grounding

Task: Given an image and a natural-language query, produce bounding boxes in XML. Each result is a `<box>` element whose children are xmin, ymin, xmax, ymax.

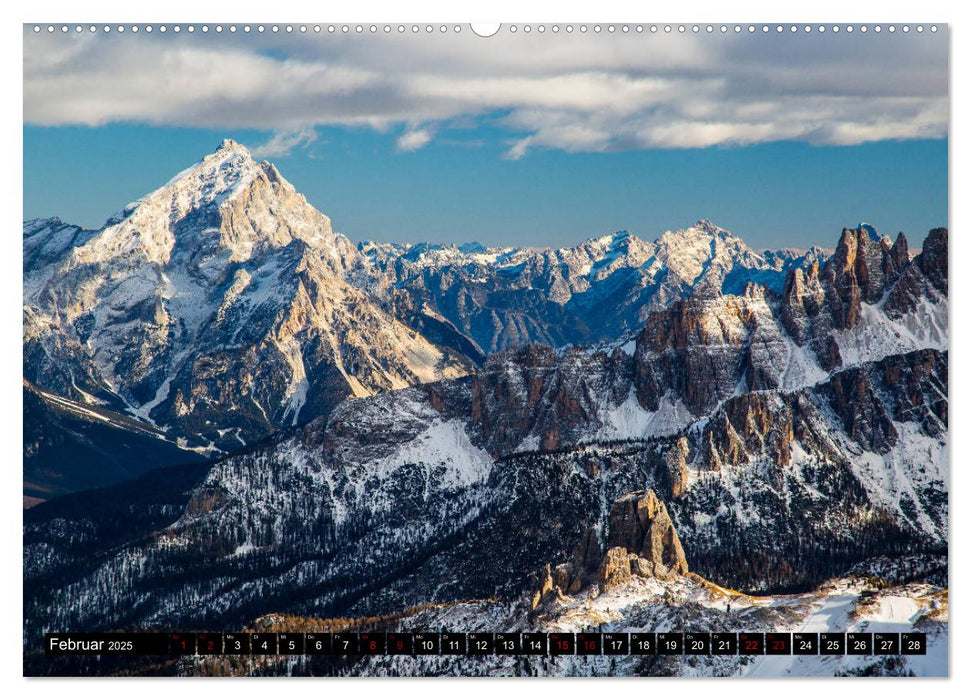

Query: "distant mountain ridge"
<box><xmin>360</xmin><ymin>218</ymin><xmax>828</xmax><ymax>356</ymax></box>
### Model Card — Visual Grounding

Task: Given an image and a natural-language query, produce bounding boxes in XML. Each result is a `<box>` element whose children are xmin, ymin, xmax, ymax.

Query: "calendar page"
<box><xmin>22</xmin><ymin>21</ymin><xmax>948</xmax><ymax>678</ymax></box>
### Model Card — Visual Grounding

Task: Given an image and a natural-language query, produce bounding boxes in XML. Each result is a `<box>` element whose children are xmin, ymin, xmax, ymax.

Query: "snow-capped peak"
<box><xmin>216</xmin><ymin>138</ymin><xmax>250</xmax><ymax>154</ymax></box>
<box><xmin>68</xmin><ymin>140</ymin><xmax>341</xmax><ymax>268</ymax></box>
<box><xmin>574</xmin><ymin>229</ymin><xmax>634</xmax><ymax>250</ymax></box>
<box><xmin>657</xmin><ymin>220</ymin><xmax>749</xmax><ymax>256</ymax></box>
<box><xmin>151</xmin><ymin>138</ymin><xmax>265</xmax><ymax>210</ymax></box>
<box><xmin>653</xmin><ymin>220</ymin><xmax>763</xmax><ymax>286</ymax></box>
<box><xmin>24</xmin><ymin>140</ymin><xmax>472</xmax><ymax>450</ymax></box>
<box><xmin>693</xmin><ymin>218</ymin><xmax>727</xmax><ymax>234</ymax></box>
<box><xmin>661</xmin><ymin>219</ymin><xmax>742</xmax><ymax>245</ymax></box>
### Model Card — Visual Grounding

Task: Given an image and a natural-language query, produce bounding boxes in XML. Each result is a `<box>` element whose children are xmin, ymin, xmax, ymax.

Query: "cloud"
<box><xmin>504</xmin><ymin>136</ymin><xmax>533</xmax><ymax>161</ymax></box>
<box><xmin>395</xmin><ymin>127</ymin><xmax>434</xmax><ymax>152</ymax></box>
<box><xmin>23</xmin><ymin>29</ymin><xmax>948</xmax><ymax>155</ymax></box>
<box><xmin>249</xmin><ymin>127</ymin><xmax>318</xmax><ymax>159</ymax></box>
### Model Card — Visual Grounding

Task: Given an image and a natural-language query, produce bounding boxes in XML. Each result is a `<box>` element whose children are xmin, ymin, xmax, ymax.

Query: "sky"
<box><xmin>22</xmin><ymin>25</ymin><xmax>949</xmax><ymax>251</ymax></box>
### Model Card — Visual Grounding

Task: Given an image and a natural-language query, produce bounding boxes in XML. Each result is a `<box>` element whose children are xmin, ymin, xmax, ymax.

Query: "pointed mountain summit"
<box><xmin>71</xmin><ymin>139</ymin><xmax>348</xmax><ymax>272</ymax></box>
<box><xmin>24</xmin><ymin>141</ymin><xmax>471</xmax><ymax>453</ymax></box>
<box><xmin>655</xmin><ymin>219</ymin><xmax>763</xmax><ymax>284</ymax></box>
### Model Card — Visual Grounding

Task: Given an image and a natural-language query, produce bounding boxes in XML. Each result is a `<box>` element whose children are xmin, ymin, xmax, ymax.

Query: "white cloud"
<box><xmin>395</xmin><ymin>128</ymin><xmax>434</xmax><ymax>152</ymax></box>
<box><xmin>504</xmin><ymin>136</ymin><xmax>533</xmax><ymax>161</ymax></box>
<box><xmin>249</xmin><ymin>127</ymin><xmax>319</xmax><ymax>159</ymax></box>
<box><xmin>22</xmin><ymin>30</ymin><xmax>949</xmax><ymax>154</ymax></box>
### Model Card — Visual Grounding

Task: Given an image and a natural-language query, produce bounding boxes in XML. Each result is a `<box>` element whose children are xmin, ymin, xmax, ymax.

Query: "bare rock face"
<box><xmin>885</xmin><ymin>228</ymin><xmax>948</xmax><ymax>318</ymax></box>
<box><xmin>890</xmin><ymin>232</ymin><xmax>911</xmax><ymax>270</ymax></box>
<box><xmin>606</xmin><ymin>490</ymin><xmax>689</xmax><ymax>575</ymax></box>
<box><xmin>530</xmin><ymin>490</ymin><xmax>689</xmax><ymax>602</ymax></box>
<box><xmin>591</xmin><ymin>490</ymin><xmax>690</xmax><ymax>591</ymax></box>
<box><xmin>777</xmin><ymin>226</ymin><xmax>945</xmax><ymax>373</ymax></box>
<box><xmin>780</xmin><ymin>260</ymin><xmax>826</xmax><ymax>344</ymax></box>
<box><xmin>530</xmin><ymin>563</ymin><xmax>556</xmax><ymax>610</ymax></box>
<box><xmin>470</xmin><ymin>344</ymin><xmax>633</xmax><ymax>455</ymax></box>
<box><xmin>664</xmin><ymin>437</ymin><xmax>690</xmax><ymax>498</ymax></box>
<box><xmin>824</xmin><ymin>366</ymin><xmax>898</xmax><ymax>453</ymax></box>
<box><xmin>823</xmin><ymin>227</ymin><xmax>906</xmax><ymax>330</ymax></box>
<box><xmin>595</xmin><ymin>547</ymin><xmax>682</xmax><ymax>592</ymax></box>
<box><xmin>557</xmin><ymin>527</ymin><xmax>602</xmax><ymax>594</ymax></box>
<box><xmin>876</xmin><ymin>348</ymin><xmax>947</xmax><ymax>437</ymax></box>
<box><xmin>596</xmin><ymin>547</ymin><xmax>637</xmax><ymax>589</ymax></box>
<box><xmin>703</xmin><ymin>392</ymin><xmax>795</xmax><ymax>470</ymax></box>
<box><xmin>919</xmin><ymin>228</ymin><xmax>948</xmax><ymax>295</ymax></box>
<box><xmin>634</xmin><ymin>293</ymin><xmax>756</xmax><ymax>415</ymax></box>
<box><xmin>633</xmin><ymin>284</ymin><xmax>797</xmax><ymax>417</ymax></box>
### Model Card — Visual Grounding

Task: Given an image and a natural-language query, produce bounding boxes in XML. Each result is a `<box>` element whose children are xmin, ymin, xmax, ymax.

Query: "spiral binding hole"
<box><xmin>30</xmin><ymin>23</ymin><xmax>945</xmax><ymax>37</ymax></box>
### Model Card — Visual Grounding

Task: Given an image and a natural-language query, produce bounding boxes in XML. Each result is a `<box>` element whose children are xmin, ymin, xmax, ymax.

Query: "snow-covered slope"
<box><xmin>24</xmin><ymin>379</ymin><xmax>204</xmax><ymax>502</ymax></box>
<box><xmin>189</xmin><ymin>571</ymin><xmax>944</xmax><ymax>678</ymax></box>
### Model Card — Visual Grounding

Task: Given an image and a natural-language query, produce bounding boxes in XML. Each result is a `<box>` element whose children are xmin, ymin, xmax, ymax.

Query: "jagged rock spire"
<box><xmin>531</xmin><ymin>489</ymin><xmax>690</xmax><ymax>609</ymax></box>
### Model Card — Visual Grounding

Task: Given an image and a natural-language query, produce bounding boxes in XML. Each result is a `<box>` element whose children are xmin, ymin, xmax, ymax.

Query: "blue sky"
<box><xmin>24</xmin><ymin>125</ymin><xmax>947</xmax><ymax>250</ymax></box>
<box><xmin>23</xmin><ymin>27</ymin><xmax>948</xmax><ymax>250</ymax></box>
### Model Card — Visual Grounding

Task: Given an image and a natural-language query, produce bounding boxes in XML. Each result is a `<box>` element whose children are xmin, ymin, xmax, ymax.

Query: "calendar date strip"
<box><xmin>44</xmin><ymin>631</ymin><xmax>927</xmax><ymax>656</ymax></box>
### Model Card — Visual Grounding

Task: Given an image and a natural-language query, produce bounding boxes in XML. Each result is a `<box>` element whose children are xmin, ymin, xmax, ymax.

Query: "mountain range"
<box><xmin>22</xmin><ymin>141</ymin><xmax>948</xmax><ymax>677</ymax></box>
<box><xmin>24</xmin><ymin>141</ymin><xmax>833</xmax><ymax>495</ymax></box>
